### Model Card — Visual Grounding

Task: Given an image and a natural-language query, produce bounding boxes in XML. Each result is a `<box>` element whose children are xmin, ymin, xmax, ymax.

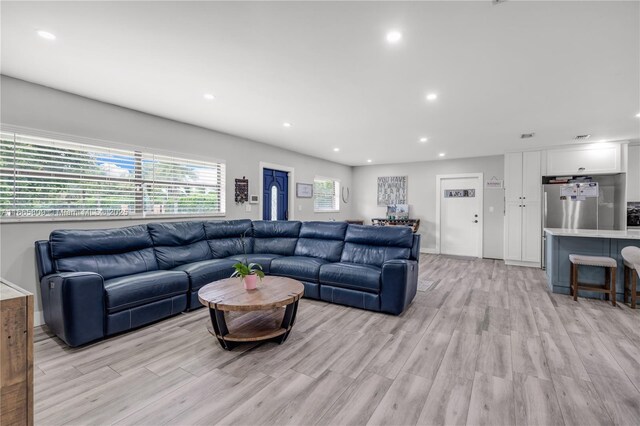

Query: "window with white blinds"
<box><xmin>0</xmin><ymin>132</ymin><xmax>225</xmax><ymax>219</ymax></box>
<box><xmin>314</xmin><ymin>177</ymin><xmax>340</xmax><ymax>212</ymax></box>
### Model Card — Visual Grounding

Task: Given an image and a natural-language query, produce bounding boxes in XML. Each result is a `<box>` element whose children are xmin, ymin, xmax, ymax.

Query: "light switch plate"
<box><xmin>298</xmin><ymin>205</ymin><xmax>302</xmax><ymax>211</ymax></box>
<box><xmin>245</xmin><ymin>204</ymin><xmax>252</xmax><ymax>212</ymax></box>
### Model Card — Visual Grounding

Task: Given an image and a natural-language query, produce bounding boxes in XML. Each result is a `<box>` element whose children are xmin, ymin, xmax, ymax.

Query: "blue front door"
<box><xmin>263</xmin><ymin>168</ymin><xmax>289</xmax><ymax>220</ymax></box>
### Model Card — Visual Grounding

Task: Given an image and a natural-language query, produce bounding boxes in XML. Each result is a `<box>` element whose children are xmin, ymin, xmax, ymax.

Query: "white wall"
<box><xmin>0</xmin><ymin>76</ymin><xmax>353</xmax><ymax>319</ymax></box>
<box><xmin>352</xmin><ymin>155</ymin><xmax>505</xmax><ymax>259</ymax></box>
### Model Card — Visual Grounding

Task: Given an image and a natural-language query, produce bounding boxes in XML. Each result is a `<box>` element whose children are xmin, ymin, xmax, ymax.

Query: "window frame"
<box><xmin>313</xmin><ymin>175</ymin><xmax>341</xmax><ymax>213</ymax></box>
<box><xmin>0</xmin><ymin>128</ymin><xmax>227</xmax><ymax>223</ymax></box>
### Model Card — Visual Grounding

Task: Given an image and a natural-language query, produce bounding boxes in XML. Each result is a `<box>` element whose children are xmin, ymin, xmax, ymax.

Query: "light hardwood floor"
<box><xmin>33</xmin><ymin>255</ymin><xmax>640</xmax><ymax>425</ymax></box>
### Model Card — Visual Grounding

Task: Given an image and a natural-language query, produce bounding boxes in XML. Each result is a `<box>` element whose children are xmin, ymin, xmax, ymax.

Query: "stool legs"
<box><xmin>624</xmin><ymin>265</ymin><xmax>629</xmax><ymax>305</ymax></box>
<box><xmin>624</xmin><ymin>265</ymin><xmax>638</xmax><ymax>309</ymax></box>
<box><xmin>633</xmin><ymin>271</ymin><xmax>637</xmax><ymax>309</ymax></box>
<box><xmin>610</xmin><ymin>266</ymin><xmax>616</xmax><ymax>307</ymax></box>
<box><xmin>571</xmin><ymin>263</ymin><xmax>578</xmax><ymax>301</ymax></box>
<box><xmin>569</xmin><ymin>263</ymin><xmax>616</xmax><ymax>306</ymax></box>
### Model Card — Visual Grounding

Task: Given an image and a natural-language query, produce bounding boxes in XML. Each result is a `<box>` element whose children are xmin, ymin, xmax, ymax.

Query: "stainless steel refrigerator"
<box><xmin>542</xmin><ymin>174</ymin><xmax>625</xmax><ymax>268</ymax></box>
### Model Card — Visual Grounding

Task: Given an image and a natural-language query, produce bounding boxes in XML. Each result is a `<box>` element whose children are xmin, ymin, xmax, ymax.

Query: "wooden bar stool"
<box><xmin>621</xmin><ymin>246</ymin><xmax>640</xmax><ymax>309</ymax></box>
<box><xmin>569</xmin><ymin>254</ymin><xmax>617</xmax><ymax>306</ymax></box>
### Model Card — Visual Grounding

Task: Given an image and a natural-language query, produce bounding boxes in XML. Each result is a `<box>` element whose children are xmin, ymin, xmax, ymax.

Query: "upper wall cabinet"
<box><xmin>628</xmin><ymin>144</ymin><xmax>640</xmax><ymax>202</ymax></box>
<box><xmin>546</xmin><ymin>144</ymin><xmax>622</xmax><ymax>176</ymax></box>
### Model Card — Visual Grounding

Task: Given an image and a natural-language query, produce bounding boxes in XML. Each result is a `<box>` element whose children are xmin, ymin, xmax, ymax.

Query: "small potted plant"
<box><xmin>231</xmin><ymin>262</ymin><xmax>264</xmax><ymax>290</ymax></box>
<box><xmin>231</xmin><ymin>230</ymin><xmax>264</xmax><ymax>290</ymax></box>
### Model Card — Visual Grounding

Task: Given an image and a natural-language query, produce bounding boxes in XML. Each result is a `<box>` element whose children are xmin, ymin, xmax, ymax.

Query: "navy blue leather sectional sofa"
<box><xmin>35</xmin><ymin>220</ymin><xmax>420</xmax><ymax>346</ymax></box>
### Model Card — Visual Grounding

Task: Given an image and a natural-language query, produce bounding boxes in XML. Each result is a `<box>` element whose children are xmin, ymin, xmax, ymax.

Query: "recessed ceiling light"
<box><xmin>386</xmin><ymin>31</ymin><xmax>402</xmax><ymax>44</ymax></box>
<box><xmin>520</xmin><ymin>133</ymin><xmax>535</xmax><ymax>139</ymax></box>
<box><xmin>283</xmin><ymin>122</ymin><xmax>292</xmax><ymax>128</ymax></box>
<box><xmin>333</xmin><ymin>148</ymin><xmax>340</xmax><ymax>152</ymax></box>
<box><xmin>574</xmin><ymin>134</ymin><xmax>591</xmax><ymax>140</ymax></box>
<box><xmin>367</xmin><ymin>159</ymin><xmax>372</xmax><ymax>163</ymax></box>
<box><xmin>37</xmin><ymin>30</ymin><xmax>56</xmax><ymax>40</ymax></box>
<box><xmin>203</xmin><ymin>93</ymin><xmax>215</xmax><ymax>100</ymax></box>
<box><xmin>439</xmin><ymin>153</ymin><xmax>446</xmax><ymax>157</ymax></box>
<box><xmin>426</xmin><ymin>93</ymin><xmax>438</xmax><ymax>101</ymax></box>
<box><xmin>419</xmin><ymin>137</ymin><xmax>428</xmax><ymax>143</ymax></box>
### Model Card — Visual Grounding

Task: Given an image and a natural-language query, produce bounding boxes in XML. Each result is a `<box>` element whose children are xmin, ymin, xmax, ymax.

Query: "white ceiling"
<box><xmin>1</xmin><ymin>1</ymin><xmax>639</xmax><ymax>166</ymax></box>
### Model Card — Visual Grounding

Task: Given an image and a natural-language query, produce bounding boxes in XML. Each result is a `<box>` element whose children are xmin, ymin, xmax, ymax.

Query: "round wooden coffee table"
<box><xmin>198</xmin><ymin>276</ymin><xmax>304</xmax><ymax>350</ymax></box>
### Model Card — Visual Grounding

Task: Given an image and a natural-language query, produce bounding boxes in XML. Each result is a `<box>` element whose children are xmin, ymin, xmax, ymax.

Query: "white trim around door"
<box><xmin>258</xmin><ymin>162</ymin><xmax>295</xmax><ymax>220</ymax></box>
<box><xmin>435</xmin><ymin>173</ymin><xmax>484</xmax><ymax>257</ymax></box>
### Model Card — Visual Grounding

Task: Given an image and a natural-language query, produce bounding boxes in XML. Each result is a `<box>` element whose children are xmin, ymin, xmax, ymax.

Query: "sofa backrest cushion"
<box><xmin>204</xmin><ymin>219</ymin><xmax>253</xmax><ymax>258</ymax></box>
<box><xmin>147</xmin><ymin>221</ymin><xmax>211</xmax><ymax>269</ymax></box>
<box><xmin>253</xmin><ymin>221</ymin><xmax>301</xmax><ymax>256</ymax></box>
<box><xmin>50</xmin><ymin>225</ymin><xmax>158</xmax><ymax>280</ymax></box>
<box><xmin>341</xmin><ymin>225</ymin><xmax>413</xmax><ymax>267</ymax></box>
<box><xmin>294</xmin><ymin>221</ymin><xmax>347</xmax><ymax>262</ymax></box>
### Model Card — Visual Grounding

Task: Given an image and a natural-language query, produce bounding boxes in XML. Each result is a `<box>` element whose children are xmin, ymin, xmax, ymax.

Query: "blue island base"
<box><xmin>545</xmin><ymin>232</ymin><xmax>640</xmax><ymax>302</ymax></box>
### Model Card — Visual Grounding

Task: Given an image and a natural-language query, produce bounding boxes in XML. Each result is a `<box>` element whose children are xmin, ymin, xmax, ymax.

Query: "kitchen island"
<box><xmin>544</xmin><ymin>228</ymin><xmax>640</xmax><ymax>300</ymax></box>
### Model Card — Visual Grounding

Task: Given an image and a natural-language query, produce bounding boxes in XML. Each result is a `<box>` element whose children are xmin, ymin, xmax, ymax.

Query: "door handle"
<box><xmin>285</xmin><ymin>210</ymin><xmax>288</xmax><ymax>220</ymax></box>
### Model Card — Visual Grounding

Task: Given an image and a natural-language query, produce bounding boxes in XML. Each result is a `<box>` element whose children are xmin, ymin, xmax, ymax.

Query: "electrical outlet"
<box><xmin>245</xmin><ymin>204</ymin><xmax>251</xmax><ymax>212</ymax></box>
<box><xmin>489</xmin><ymin>206</ymin><xmax>494</xmax><ymax>213</ymax></box>
<box><xmin>298</xmin><ymin>205</ymin><xmax>302</xmax><ymax>211</ymax></box>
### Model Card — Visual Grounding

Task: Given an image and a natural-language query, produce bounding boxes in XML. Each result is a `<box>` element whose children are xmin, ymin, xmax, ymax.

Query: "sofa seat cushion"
<box><xmin>104</xmin><ymin>270</ymin><xmax>189</xmax><ymax>314</ymax></box>
<box><xmin>270</xmin><ymin>256</ymin><xmax>328</xmax><ymax>283</ymax></box>
<box><xmin>226</xmin><ymin>254</ymin><xmax>281</xmax><ymax>274</ymax></box>
<box><xmin>172</xmin><ymin>259</ymin><xmax>237</xmax><ymax>291</ymax></box>
<box><xmin>319</xmin><ymin>262</ymin><xmax>381</xmax><ymax>293</ymax></box>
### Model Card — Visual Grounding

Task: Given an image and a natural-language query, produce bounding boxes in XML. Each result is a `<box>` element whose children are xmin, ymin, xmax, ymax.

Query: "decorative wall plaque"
<box><xmin>444</xmin><ymin>189</ymin><xmax>475</xmax><ymax>198</ymax></box>
<box><xmin>377</xmin><ymin>176</ymin><xmax>407</xmax><ymax>206</ymax></box>
<box><xmin>235</xmin><ymin>177</ymin><xmax>249</xmax><ymax>203</ymax></box>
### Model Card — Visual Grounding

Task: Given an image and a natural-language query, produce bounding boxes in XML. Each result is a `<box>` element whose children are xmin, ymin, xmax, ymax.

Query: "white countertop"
<box><xmin>544</xmin><ymin>228</ymin><xmax>640</xmax><ymax>240</ymax></box>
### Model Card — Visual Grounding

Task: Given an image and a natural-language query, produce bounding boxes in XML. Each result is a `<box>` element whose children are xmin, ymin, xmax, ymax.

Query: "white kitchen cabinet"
<box><xmin>546</xmin><ymin>144</ymin><xmax>621</xmax><ymax>176</ymax></box>
<box><xmin>628</xmin><ymin>144</ymin><xmax>640</xmax><ymax>202</ymax></box>
<box><xmin>505</xmin><ymin>152</ymin><xmax>523</xmax><ymax>203</ymax></box>
<box><xmin>504</xmin><ymin>202</ymin><xmax>523</xmax><ymax>260</ymax></box>
<box><xmin>522</xmin><ymin>201</ymin><xmax>541</xmax><ymax>262</ymax></box>
<box><xmin>504</xmin><ymin>150</ymin><xmax>541</xmax><ymax>267</ymax></box>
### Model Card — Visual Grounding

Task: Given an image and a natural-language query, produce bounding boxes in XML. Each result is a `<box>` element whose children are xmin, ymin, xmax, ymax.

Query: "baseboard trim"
<box><xmin>34</xmin><ymin>310</ymin><xmax>44</xmax><ymax>327</ymax></box>
<box><xmin>504</xmin><ymin>259</ymin><xmax>542</xmax><ymax>268</ymax></box>
<box><xmin>420</xmin><ymin>248</ymin><xmax>439</xmax><ymax>254</ymax></box>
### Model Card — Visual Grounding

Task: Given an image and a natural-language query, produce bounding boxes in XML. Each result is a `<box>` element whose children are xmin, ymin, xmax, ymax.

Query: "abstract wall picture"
<box><xmin>444</xmin><ymin>189</ymin><xmax>475</xmax><ymax>198</ymax></box>
<box><xmin>377</xmin><ymin>176</ymin><xmax>407</xmax><ymax>206</ymax></box>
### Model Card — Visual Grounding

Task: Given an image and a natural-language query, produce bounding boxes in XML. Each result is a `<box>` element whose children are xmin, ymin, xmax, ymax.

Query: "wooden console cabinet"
<box><xmin>371</xmin><ymin>218</ymin><xmax>421</xmax><ymax>233</ymax></box>
<box><xmin>1</xmin><ymin>279</ymin><xmax>33</xmax><ymax>426</ymax></box>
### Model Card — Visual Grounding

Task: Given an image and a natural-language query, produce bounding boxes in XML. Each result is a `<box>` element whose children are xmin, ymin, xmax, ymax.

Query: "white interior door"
<box><xmin>440</xmin><ymin>176</ymin><xmax>482</xmax><ymax>257</ymax></box>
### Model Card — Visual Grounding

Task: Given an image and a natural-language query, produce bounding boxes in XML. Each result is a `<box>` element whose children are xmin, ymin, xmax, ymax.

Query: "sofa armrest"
<box><xmin>380</xmin><ymin>259</ymin><xmax>419</xmax><ymax>315</ymax></box>
<box><xmin>40</xmin><ymin>272</ymin><xmax>105</xmax><ymax>347</ymax></box>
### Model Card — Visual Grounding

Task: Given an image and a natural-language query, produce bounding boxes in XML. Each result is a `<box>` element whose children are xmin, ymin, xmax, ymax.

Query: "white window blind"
<box><xmin>314</xmin><ymin>177</ymin><xmax>340</xmax><ymax>212</ymax></box>
<box><xmin>0</xmin><ymin>132</ymin><xmax>225</xmax><ymax>219</ymax></box>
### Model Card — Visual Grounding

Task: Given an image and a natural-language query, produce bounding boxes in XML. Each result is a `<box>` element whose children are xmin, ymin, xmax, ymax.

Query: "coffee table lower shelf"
<box><xmin>207</xmin><ymin>302</ymin><xmax>300</xmax><ymax>350</ymax></box>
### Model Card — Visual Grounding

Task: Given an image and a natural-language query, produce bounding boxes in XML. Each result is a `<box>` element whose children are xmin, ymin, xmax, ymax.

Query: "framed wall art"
<box><xmin>296</xmin><ymin>183</ymin><xmax>313</xmax><ymax>198</ymax></box>
<box><xmin>377</xmin><ymin>176</ymin><xmax>407</xmax><ymax>206</ymax></box>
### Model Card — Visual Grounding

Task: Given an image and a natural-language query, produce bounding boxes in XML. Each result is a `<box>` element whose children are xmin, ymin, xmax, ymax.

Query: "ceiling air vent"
<box><xmin>520</xmin><ymin>133</ymin><xmax>535</xmax><ymax>139</ymax></box>
<box><xmin>575</xmin><ymin>134</ymin><xmax>591</xmax><ymax>140</ymax></box>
